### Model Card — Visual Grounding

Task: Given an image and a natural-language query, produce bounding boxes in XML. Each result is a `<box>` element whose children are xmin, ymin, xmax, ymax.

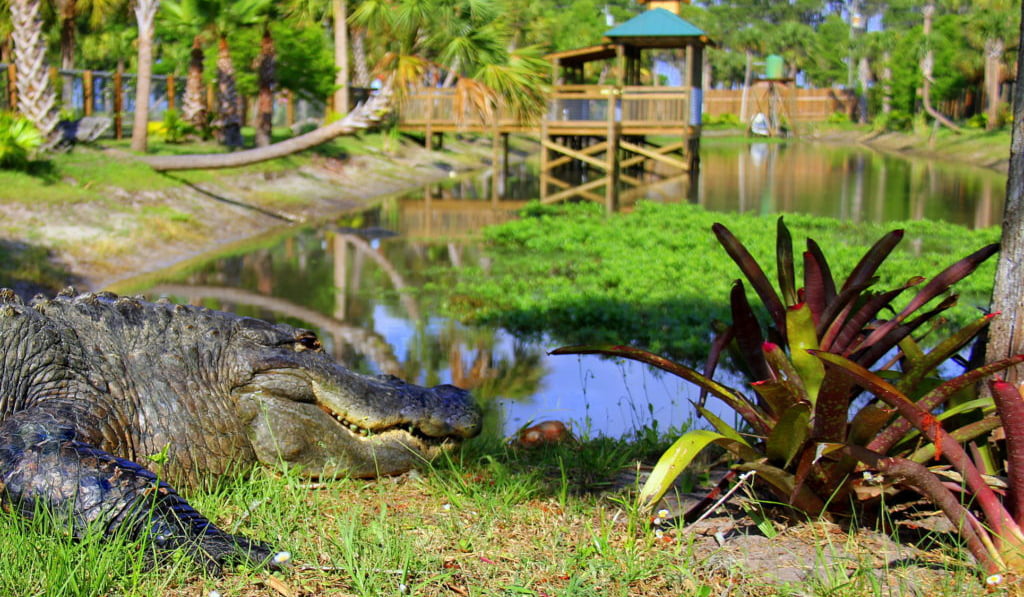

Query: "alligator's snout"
<box><xmin>416</xmin><ymin>383</ymin><xmax>482</xmax><ymax>439</ymax></box>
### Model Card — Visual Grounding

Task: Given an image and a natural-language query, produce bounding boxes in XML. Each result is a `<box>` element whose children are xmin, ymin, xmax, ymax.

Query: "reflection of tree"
<box><xmin>149</xmin><ymin>284</ymin><xmax>403</xmax><ymax>376</ymax></box>
<box><xmin>441</xmin><ymin>324</ymin><xmax>545</xmax><ymax>404</ymax></box>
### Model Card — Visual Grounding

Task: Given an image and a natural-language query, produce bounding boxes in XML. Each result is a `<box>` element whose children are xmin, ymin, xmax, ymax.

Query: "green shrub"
<box><xmin>0</xmin><ymin>112</ymin><xmax>43</xmax><ymax>170</ymax></box>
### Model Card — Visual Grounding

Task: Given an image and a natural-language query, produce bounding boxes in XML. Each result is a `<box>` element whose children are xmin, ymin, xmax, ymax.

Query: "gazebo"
<box><xmin>541</xmin><ymin>7</ymin><xmax>712</xmax><ymax>209</ymax></box>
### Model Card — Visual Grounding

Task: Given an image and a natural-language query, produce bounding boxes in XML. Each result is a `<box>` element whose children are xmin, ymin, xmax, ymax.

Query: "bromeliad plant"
<box><xmin>553</xmin><ymin>218</ymin><xmax>1022</xmax><ymax>570</ymax></box>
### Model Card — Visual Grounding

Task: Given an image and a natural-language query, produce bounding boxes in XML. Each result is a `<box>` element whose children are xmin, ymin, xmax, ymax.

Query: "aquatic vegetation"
<box><xmin>444</xmin><ymin>201</ymin><xmax>1000</xmax><ymax>363</ymax></box>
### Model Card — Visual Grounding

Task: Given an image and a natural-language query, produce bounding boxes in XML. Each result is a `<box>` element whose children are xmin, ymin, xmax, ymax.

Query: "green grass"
<box><xmin>0</xmin><ymin>434</ymin><xmax>990</xmax><ymax>595</ymax></box>
<box><xmin>436</xmin><ymin>201</ymin><xmax>1001</xmax><ymax>364</ymax></box>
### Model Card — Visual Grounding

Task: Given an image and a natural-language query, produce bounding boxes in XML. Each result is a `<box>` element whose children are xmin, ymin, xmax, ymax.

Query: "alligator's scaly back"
<box><xmin>0</xmin><ymin>288</ymin><xmax>481</xmax><ymax>573</ymax></box>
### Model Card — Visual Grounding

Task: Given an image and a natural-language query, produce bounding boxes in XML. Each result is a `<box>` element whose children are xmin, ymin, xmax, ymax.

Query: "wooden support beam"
<box><xmin>541</xmin><ymin>138</ymin><xmax>610</xmax><ymax>171</ymax></box>
<box><xmin>620</xmin><ymin>139</ymin><xmax>690</xmax><ymax>170</ymax></box>
<box><xmin>541</xmin><ymin>176</ymin><xmax>608</xmax><ymax>204</ymax></box>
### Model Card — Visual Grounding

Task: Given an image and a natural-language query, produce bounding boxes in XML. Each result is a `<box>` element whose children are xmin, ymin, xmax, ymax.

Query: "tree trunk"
<box><xmin>141</xmin><ymin>84</ymin><xmax>391</xmax><ymax>171</ymax></box>
<box><xmin>215</xmin><ymin>36</ymin><xmax>243</xmax><ymax>148</ymax></box>
<box><xmin>130</xmin><ymin>0</ymin><xmax>159</xmax><ymax>153</ymax></box>
<box><xmin>57</xmin><ymin>0</ymin><xmax>75</xmax><ymax>108</ymax></box>
<box><xmin>10</xmin><ymin>0</ymin><xmax>59</xmax><ymax>147</ymax></box>
<box><xmin>352</xmin><ymin>28</ymin><xmax>370</xmax><ymax>87</ymax></box>
<box><xmin>985</xmin><ymin>37</ymin><xmax>1005</xmax><ymax>130</ymax></box>
<box><xmin>920</xmin><ymin>2</ymin><xmax>962</xmax><ymax>133</ymax></box>
<box><xmin>183</xmin><ymin>35</ymin><xmax>207</xmax><ymax>128</ymax></box>
<box><xmin>740</xmin><ymin>50</ymin><xmax>752</xmax><ymax>123</ymax></box>
<box><xmin>881</xmin><ymin>50</ymin><xmax>892</xmax><ymax>115</ymax></box>
<box><xmin>333</xmin><ymin>0</ymin><xmax>349</xmax><ymax>114</ymax></box>
<box><xmin>986</xmin><ymin>4</ymin><xmax>1024</xmax><ymax>389</ymax></box>
<box><xmin>254</xmin><ymin>24</ymin><xmax>274</xmax><ymax>147</ymax></box>
<box><xmin>857</xmin><ymin>56</ymin><xmax>871</xmax><ymax>124</ymax></box>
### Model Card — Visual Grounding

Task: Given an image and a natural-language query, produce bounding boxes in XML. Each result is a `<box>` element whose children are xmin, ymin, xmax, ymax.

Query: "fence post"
<box><xmin>113</xmin><ymin>68</ymin><xmax>123</xmax><ymax>139</ymax></box>
<box><xmin>167</xmin><ymin>74</ymin><xmax>176</xmax><ymax>111</ymax></box>
<box><xmin>7</xmin><ymin>64</ymin><xmax>16</xmax><ymax>111</ymax></box>
<box><xmin>82</xmin><ymin>70</ymin><xmax>93</xmax><ymax>116</ymax></box>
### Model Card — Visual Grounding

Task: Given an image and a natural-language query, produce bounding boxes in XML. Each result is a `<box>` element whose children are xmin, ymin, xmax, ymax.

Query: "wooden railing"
<box><xmin>545</xmin><ymin>85</ymin><xmax>693</xmax><ymax>131</ymax></box>
<box><xmin>399</xmin><ymin>84</ymin><xmax>697</xmax><ymax>134</ymax></box>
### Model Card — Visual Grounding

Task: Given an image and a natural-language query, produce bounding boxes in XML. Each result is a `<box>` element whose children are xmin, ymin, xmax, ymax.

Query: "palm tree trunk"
<box><xmin>333</xmin><ymin>0</ymin><xmax>349</xmax><ymax>114</ymax></box>
<box><xmin>985</xmin><ymin>37</ymin><xmax>1005</xmax><ymax>130</ymax></box>
<box><xmin>10</xmin><ymin>0</ymin><xmax>59</xmax><ymax>147</ymax></box>
<box><xmin>182</xmin><ymin>35</ymin><xmax>207</xmax><ymax>129</ymax></box>
<box><xmin>352</xmin><ymin>28</ymin><xmax>370</xmax><ymax>87</ymax></box>
<box><xmin>57</xmin><ymin>0</ymin><xmax>75</xmax><ymax>108</ymax></box>
<box><xmin>255</xmin><ymin>24</ymin><xmax>274</xmax><ymax>148</ymax></box>
<box><xmin>920</xmin><ymin>2</ymin><xmax>962</xmax><ymax>133</ymax></box>
<box><xmin>881</xmin><ymin>51</ymin><xmax>892</xmax><ymax>115</ymax></box>
<box><xmin>986</xmin><ymin>4</ymin><xmax>1024</xmax><ymax>387</ymax></box>
<box><xmin>142</xmin><ymin>84</ymin><xmax>391</xmax><ymax>171</ymax></box>
<box><xmin>130</xmin><ymin>0</ymin><xmax>160</xmax><ymax>153</ymax></box>
<box><xmin>215</xmin><ymin>36</ymin><xmax>243</xmax><ymax>148</ymax></box>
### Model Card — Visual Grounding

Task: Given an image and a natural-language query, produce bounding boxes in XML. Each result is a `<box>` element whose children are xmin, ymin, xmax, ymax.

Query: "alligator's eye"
<box><xmin>295</xmin><ymin>331</ymin><xmax>322</xmax><ymax>352</ymax></box>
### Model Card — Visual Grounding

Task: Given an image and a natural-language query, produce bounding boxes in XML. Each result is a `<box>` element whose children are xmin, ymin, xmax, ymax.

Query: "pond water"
<box><xmin>126</xmin><ymin>140</ymin><xmax>1006</xmax><ymax>440</ymax></box>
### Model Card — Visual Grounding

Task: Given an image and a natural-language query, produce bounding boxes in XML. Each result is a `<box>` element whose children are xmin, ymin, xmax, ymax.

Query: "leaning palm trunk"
<box><xmin>254</xmin><ymin>25</ymin><xmax>274</xmax><ymax>148</ymax></box>
<box><xmin>10</xmin><ymin>0</ymin><xmax>59</xmax><ymax>148</ymax></box>
<box><xmin>142</xmin><ymin>84</ymin><xmax>392</xmax><ymax>171</ymax></box>
<box><xmin>130</xmin><ymin>0</ymin><xmax>160</xmax><ymax>153</ymax></box>
<box><xmin>215</xmin><ymin>36</ymin><xmax>243</xmax><ymax>148</ymax></box>
<box><xmin>182</xmin><ymin>35</ymin><xmax>207</xmax><ymax>129</ymax></box>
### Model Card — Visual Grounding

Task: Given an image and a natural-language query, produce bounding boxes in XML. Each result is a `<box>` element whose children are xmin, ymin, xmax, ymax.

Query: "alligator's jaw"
<box><xmin>239</xmin><ymin>370</ymin><xmax>480</xmax><ymax>478</ymax></box>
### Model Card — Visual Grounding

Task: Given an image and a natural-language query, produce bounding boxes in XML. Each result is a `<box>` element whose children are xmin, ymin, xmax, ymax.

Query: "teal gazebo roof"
<box><xmin>604</xmin><ymin>8</ymin><xmax>708</xmax><ymax>42</ymax></box>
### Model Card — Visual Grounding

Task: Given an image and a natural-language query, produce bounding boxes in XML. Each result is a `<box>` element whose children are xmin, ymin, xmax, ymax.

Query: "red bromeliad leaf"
<box><xmin>805</xmin><ymin>238</ymin><xmax>836</xmax><ymax>306</ymax></box>
<box><xmin>776</xmin><ymin>218</ymin><xmax>798</xmax><ymax>306</ymax></box>
<box><xmin>828</xmin><ymin>282</ymin><xmax>922</xmax><ymax>356</ymax></box>
<box><xmin>859</xmin><ymin>244</ymin><xmax>999</xmax><ymax>349</ymax></box>
<box><xmin>840</xmin><ymin>229</ymin><xmax>904</xmax><ymax>293</ymax></box>
<box><xmin>847</xmin><ymin>402</ymin><xmax>897</xmax><ymax>446</ymax></box>
<box><xmin>713</xmin><ymin>223</ymin><xmax>787</xmax><ymax>337</ymax></box>
<box><xmin>812</xmin><ymin>350</ymin><xmax>1018</xmax><ymax>539</ymax></box>
<box><xmin>897</xmin><ymin>313</ymin><xmax>999</xmax><ymax>394</ymax></box>
<box><xmin>989</xmin><ymin>379</ymin><xmax>1024</xmax><ymax>523</ymax></box>
<box><xmin>810</xmin><ymin>366</ymin><xmax>859</xmax><ymax>443</ymax></box>
<box><xmin>851</xmin><ymin>295</ymin><xmax>959</xmax><ymax>369</ymax></box>
<box><xmin>550</xmin><ymin>344</ymin><xmax>771</xmax><ymax>435</ymax></box>
<box><xmin>818</xmin><ymin>280</ymin><xmax>875</xmax><ymax>347</ymax></box>
<box><xmin>868</xmin><ymin>354</ymin><xmax>1024</xmax><ymax>455</ymax></box>
<box><xmin>731</xmin><ymin>281</ymin><xmax>771</xmax><ymax>383</ymax></box>
<box><xmin>699</xmin><ymin>323</ymin><xmax>734</xmax><ymax>409</ymax></box>
<box><xmin>802</xmin><ymin>251</ymin><xmax>827</xmax><ymax>329</ymax></box>
<box><xmin>906</xmin><ymin>415</ymin><xmax>1003</xmax><ymax>463</ymax></box>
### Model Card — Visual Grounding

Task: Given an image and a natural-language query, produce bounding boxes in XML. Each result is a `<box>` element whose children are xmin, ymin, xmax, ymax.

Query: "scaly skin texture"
<box><xmin>0</xmin><ymin>288</ymin><xmax>481</xmax><ymax>573</ymax></box>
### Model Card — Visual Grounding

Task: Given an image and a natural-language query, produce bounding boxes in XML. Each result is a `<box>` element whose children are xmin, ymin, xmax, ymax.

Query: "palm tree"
<box><xmin>967</xmin><ymin>0</ymin><xmax>1019</xmax><ymax>130</ymax></box>
<box><xmin>130</xmin><ymin>0</ymin><xmax>159</xmax><ymax>152</ymax></box>
<box><xmin>161</xmin><ymin>0</ymin><xmax>270</xmax><ymax>145</ymax></box>
<box><xmin>10</xmin><ymin>0</ymin><xmax>59</xmax><ymax>146</ymax></box>
<box><xmin>53</xmin><ymin>0</ymin><xmax>126</xmax><ymax>108</ymax></box>
<box><xmin>919</xmin><ymin>0</ymin><xmax>961</xmax><ymax>131</ymax></box>
<box><xmin>350</xmin><ymin>0</ymin><xmax>548</xmax><ymax>125</ymax></box>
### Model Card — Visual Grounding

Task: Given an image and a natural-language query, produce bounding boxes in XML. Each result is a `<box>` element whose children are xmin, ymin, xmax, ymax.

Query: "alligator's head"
<box><xmin>228</xmin><ymin>316</ymin><xmax>481</xmax><ymax>478</ymax></box>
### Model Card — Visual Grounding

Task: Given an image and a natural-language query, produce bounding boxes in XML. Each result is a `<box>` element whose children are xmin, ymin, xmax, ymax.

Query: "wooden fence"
<box><xmin>0</xmin><ymin>65</ymin><xmax>333</xmax><ymax>139</ymax></box>
<box><xmin>703</xmin><ymin>85</ymin><xmax>858</xmax><ymax>122</ymax></box>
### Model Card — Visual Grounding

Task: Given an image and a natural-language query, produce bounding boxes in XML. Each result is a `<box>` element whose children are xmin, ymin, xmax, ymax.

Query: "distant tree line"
<box><xmin>0</xmin><ymin>0</ymin><xmax>1018</xmax><ymax>154</ymax></box>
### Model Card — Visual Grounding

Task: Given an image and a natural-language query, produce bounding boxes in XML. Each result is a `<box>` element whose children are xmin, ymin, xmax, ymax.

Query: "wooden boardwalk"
<box><xmin>397</xmin><ymin>84</ymin><xmax>700</xmax><ymax>210</ymax></box>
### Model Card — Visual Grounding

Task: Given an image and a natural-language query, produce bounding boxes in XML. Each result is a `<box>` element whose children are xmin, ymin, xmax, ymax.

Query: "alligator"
<box><xmin>0</xmin><ymin>288</ymin><xmax>481</xmax><ymax>573</ymax></box>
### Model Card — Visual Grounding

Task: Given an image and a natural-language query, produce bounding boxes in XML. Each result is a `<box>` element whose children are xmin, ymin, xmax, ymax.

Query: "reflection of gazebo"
<box><xmin>540</xmin><ymin>7</ymin><xmax>712</xmax><ymax>209</ymax></box>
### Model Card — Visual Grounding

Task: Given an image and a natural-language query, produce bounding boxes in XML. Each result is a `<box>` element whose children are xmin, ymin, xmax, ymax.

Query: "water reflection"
<box><xmin>130</xmin><ymin>141</ymin><xmax>1005</xmax><ymax>439</ymax></box>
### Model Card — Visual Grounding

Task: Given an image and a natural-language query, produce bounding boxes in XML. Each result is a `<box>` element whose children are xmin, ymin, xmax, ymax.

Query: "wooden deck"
<box><xmin>398</xmin><ymin>84</ymin><xmax>700</xmax><ymax>210</ymax></box>
<box><xmin>397</xmin><ymin>84</ymin><xmax>699</xmax><ymax>137</ymax></box>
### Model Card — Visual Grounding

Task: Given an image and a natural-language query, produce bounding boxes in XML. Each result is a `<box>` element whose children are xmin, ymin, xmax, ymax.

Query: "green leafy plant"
<box><xmin>159</xmin><ymin>109</ymin><xmax>194</xmax><ymax>144</ymax></box>
<box><xmin>553</xmin><ymin>218</ymin><xmax>1002</xmax><ymax>520</ymax></box>
<box><xmin>0</xmin><ymin>112</ymin><xmax>43</xmax><ymax>169</ymax></box>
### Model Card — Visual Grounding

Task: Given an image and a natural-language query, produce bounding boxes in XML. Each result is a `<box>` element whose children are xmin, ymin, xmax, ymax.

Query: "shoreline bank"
<box><xmin>2</xmin><ymin>127</ymin><xmax>1009</xmax><ymax>296</ymax></box>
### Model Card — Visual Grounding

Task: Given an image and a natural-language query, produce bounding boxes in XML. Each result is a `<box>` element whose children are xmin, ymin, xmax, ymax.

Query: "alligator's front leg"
<box><xmin>0</xmin><ymin>410</ymin><xmax>282</xmax><ymax>575</ymax></box>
